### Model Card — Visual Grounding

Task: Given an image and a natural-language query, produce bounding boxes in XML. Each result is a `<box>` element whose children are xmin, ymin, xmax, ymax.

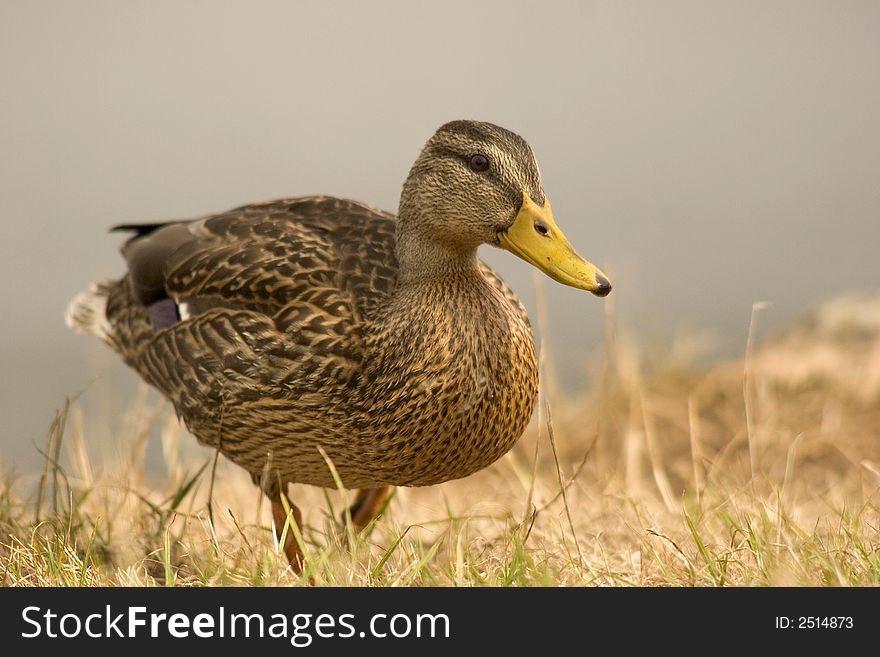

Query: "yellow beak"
<box><xmin>498</xmin><ymin>192</ymin><xmax>611</xmax><ymax>297</ymax></box>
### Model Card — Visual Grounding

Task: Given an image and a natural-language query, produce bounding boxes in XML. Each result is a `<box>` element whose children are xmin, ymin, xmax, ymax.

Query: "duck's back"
<box><xmin>121</xmin><ymin>196</ymin><xmax>399</xmax><ymax>329</ymax></box>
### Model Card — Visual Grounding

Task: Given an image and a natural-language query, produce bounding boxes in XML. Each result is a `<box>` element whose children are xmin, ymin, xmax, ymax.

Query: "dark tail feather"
<box><xmin>110</xmin><ymin>222</ymin><xmax>175</xmax><ymax>238</ymax></box>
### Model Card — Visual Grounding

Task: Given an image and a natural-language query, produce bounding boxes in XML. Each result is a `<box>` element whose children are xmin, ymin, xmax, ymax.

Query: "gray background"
<box><xmin>1</xmin><ymin>0</ymin><xmax>878</xmax><ymax>473</ymax></box>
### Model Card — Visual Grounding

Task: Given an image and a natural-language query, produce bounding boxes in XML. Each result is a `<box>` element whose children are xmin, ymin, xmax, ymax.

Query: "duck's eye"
<box><xmin>468</xmin><ymin>153</ymin><xmax>490</xmax><ymax>172</ymax></box>
<box><xmin>534</xmin><ymin>221</ymin><xmax>550</xmax><ymax>236</ymax></box>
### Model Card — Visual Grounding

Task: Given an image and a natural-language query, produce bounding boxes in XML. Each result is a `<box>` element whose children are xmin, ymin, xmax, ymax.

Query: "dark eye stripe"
<box><xmin>432</xmin><ymin>145</ymin><xmax>529</xmax><ymax>223</ymax></box>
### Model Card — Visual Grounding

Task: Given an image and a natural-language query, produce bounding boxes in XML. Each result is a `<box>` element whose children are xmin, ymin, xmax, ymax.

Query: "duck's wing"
<box><xmin>117</xmin><ymin>196</ymin><xmax>399</xmax><ymax>322</ymax></box>
<box><xmin>102</xmin><ymin>197</ymin><xmax>399</xmax><ymax>412</ymax></box>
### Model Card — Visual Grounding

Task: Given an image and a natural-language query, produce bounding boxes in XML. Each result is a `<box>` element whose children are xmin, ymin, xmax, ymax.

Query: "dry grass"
<box><xmin>2</xmin><ymin>293</ymin><xmax>880</xmax><ymax>586</ymax></box>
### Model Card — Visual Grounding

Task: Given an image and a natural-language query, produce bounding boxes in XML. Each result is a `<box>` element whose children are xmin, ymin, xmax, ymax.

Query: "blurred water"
<box><xmin>1</xmin><ymin>1</ymin><xmax>878</xmax><ymax>474</ymax></box>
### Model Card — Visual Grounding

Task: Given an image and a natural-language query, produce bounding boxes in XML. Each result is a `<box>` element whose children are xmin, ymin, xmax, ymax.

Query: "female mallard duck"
<box><xmin>66</xmin><ymin>120</ymin><xmax>611</xmax><ymax>571</ymax></box>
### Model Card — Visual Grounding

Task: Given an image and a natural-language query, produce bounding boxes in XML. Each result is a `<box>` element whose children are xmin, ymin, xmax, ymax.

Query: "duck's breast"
<box><xmin>350</xmin><ymin>274</ymin><xmax>539</xmax><ymax>487</ymax></box>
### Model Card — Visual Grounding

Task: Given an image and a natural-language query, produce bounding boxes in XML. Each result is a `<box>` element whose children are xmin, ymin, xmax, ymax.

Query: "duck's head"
<box><xmin>399</xmin><ymin>120</ymin><xmax>611</xmax><ymax>297</ymax></box>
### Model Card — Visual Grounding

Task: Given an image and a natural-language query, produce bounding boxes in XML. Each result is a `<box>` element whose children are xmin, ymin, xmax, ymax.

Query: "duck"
<box><xmin>66</xmin><ymin>120</ymin><xmax>611</xmax><ymax>572</ymax></box>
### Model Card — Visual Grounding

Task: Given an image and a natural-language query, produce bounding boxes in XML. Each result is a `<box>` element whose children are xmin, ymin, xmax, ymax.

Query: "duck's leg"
<box><xmin>270</xmin><ymin>489</ymin><xmax>305</xmax><ymax>573</ymax></box>
<box><xmin>345</xmin><ymin>485</ymin><xmax>394</xmax><ymax>530</ymax></box>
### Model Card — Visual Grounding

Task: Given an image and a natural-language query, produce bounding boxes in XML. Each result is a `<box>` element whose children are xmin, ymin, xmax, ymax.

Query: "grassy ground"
<box><xmin>2</xmin><ymin>294</ymin><xmax>879</xmax><ymax>586</ymax></box>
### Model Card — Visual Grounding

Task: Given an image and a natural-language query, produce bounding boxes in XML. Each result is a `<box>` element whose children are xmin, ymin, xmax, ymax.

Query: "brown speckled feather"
<box><xmin>93</xmin><ymin>194</ymin><xmax>536</xmax><ymax>489</ymax></box>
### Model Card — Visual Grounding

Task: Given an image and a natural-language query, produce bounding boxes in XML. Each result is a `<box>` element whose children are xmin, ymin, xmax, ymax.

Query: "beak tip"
<box><xmin>593</xmin><ymin>274</ymin><xmax>612</xmax><ymax>297</ymax></box>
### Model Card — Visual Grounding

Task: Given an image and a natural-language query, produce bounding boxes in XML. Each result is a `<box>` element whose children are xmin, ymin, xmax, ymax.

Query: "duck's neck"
<box><xmin>395</xmin><ymin>227</ymin><xmax>481</xmax><ymax>285</ymax></box>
